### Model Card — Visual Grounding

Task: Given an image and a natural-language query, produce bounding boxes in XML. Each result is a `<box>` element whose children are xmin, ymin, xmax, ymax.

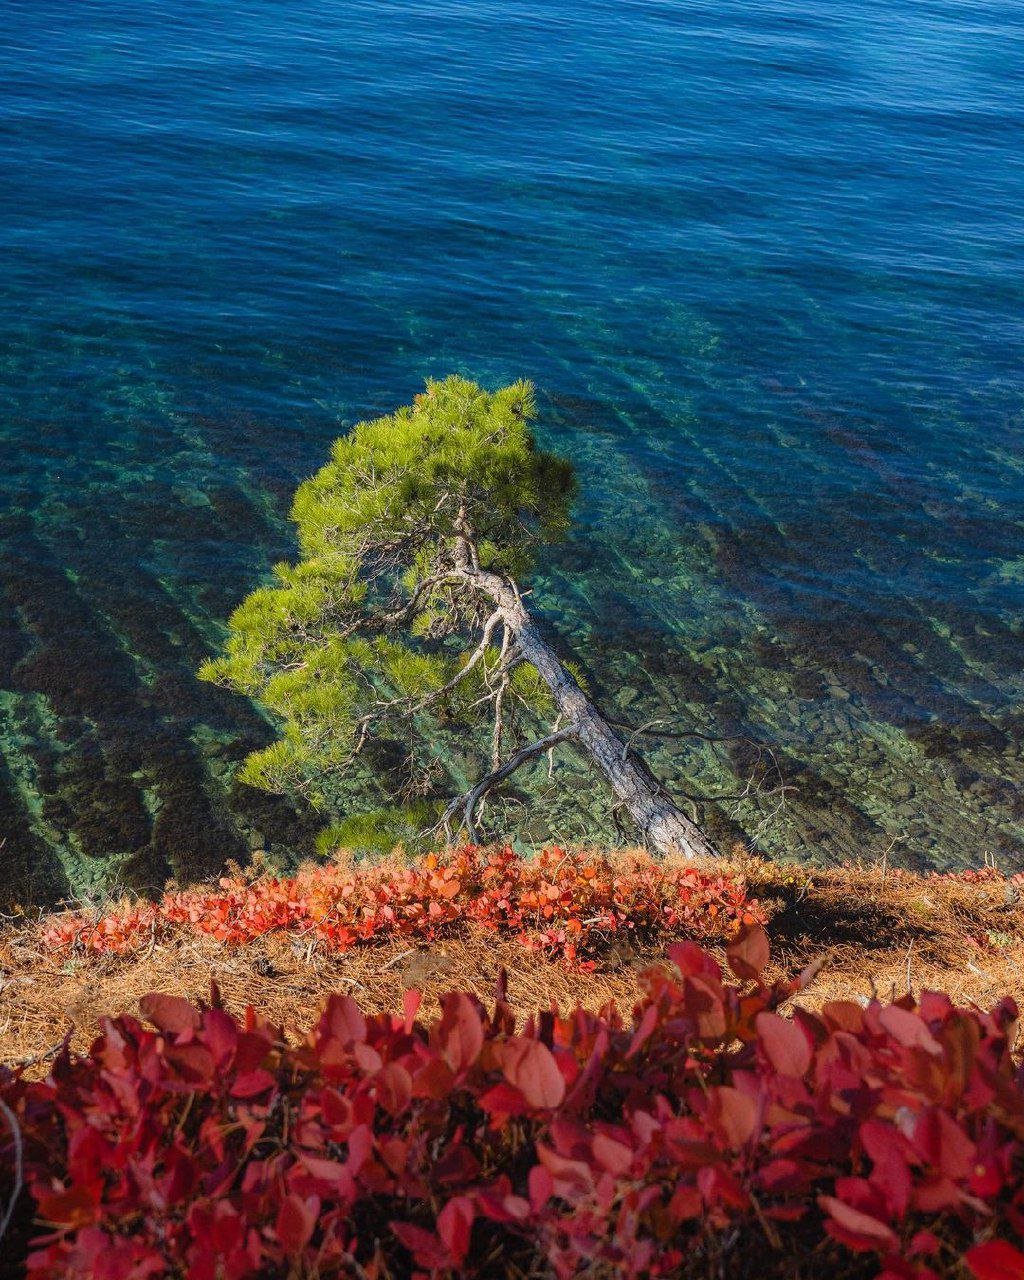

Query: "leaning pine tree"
<box><xmin>200</xmin><ymin>377</ymin><xmax>720</xmax><ymax>858</ymax></box>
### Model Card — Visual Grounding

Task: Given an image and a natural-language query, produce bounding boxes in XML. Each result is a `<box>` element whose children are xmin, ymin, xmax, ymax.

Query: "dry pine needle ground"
<box><xmin>1</xmin><ymin>853</ymin><xmax>1021</xmax><ymax>1068</ymax></box>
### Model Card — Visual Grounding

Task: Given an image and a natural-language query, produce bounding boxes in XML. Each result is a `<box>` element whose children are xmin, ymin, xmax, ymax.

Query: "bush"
<box><xmin>39</xmin><ymin>846</ymin><xmax>763</xmax><ymax>966</ymax></box>
<box><xmin>2</xmin><ymin>928</ymin><xmax>1023</xmax><ymax>1279</ymax></box>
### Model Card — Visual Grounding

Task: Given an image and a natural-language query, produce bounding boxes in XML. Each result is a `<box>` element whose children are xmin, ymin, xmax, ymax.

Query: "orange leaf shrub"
<box><xmin>40</xmin><ymin>847</ymin><xmax>764</xmax><ymax>966</ymax></box>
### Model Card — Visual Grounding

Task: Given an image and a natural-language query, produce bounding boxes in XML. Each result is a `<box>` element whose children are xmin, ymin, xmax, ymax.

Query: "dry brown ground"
<box><xmin>1</xmin><ymin>855</ymin><xmax>1021</xmax><ymax>1069</ymax></box>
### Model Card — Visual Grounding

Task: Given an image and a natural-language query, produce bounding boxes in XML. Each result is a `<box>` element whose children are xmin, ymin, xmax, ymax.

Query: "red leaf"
<box><xmin>34</xmin><ymin>1185</ymin><xmax>97</xmax><ymax>1229</ymax></box>
<box><xmin>966</xmin><ymin>1241</ymin><xmax>1024</xmax><ymax>1280</ymax></box>
<box><xmin>878</xmin><ymin>1005</ymin><xmax>942</xmax><ymax>1056</ymax></box>
<box><xmin>229</xmin><ymin>1068</ymin><xmax>276</xmax><ymax>1098</ymax></box>
<box><xmin>528</xmin><ymin>1163</ymin><xmax>554</xmax><ymax>1211</ymax></box>
<box><xmin>435</xmin><ymin>993</ymin><xmax>484</xmax><ymax>1073</ymax></box>
<box><xmin>479</xmin><ymin>1080</ymin><xmax>531</xmax><ymax>1120</ymax></box>
<box><xmin>437</xmin><ymin>1196</ymin><xmax>474</xmax><ymax>1265</ymax></box>
<box><xmin>683</xmin><ymin>976</ymin><xmax>728</xmax><ymax>1039</ymax></box>
<box><xmin>139</xmin><ymin>992</ymin><xmax>200</xmax><ymax>1035</ymax></box>
<box><xmin>346</xmin><ymin>1123</ymin><xmax>374</xmax><ymax>1176</ymax></box>
<box><xmin>537</xmin><ymin>1143</ymin><xmax>595</xmax><ymax>1198</ymax></box>
<box><xmin>377</xmin><ymin>1061</ymin><xmax>413</xmax><ymax>1115</ymax></box>
<box><xmin>275</xmin><ymin>1193</ymin><xmax>319</xmax><ymax>1255</ymax></box>
<box><xmin>756</xmin><ymin>1012</ymin><xmax>812</xmax><ymax>1077</ymax></box>
<box><xmin>164</xmin><ymin>1042</ymin><xmax>216</xmax><ymax>1086</ymax></box>
<box><xmin>391</xmin><ymin>1221</ymin><xmax>448</xmax><ymax>1270</ymax></box>
<box><xmin>909</xmin><ymin>1231</ymin><xmax>942</xmax><ymax>1259</ymax></box>
<box><xmin>403</xmin><ymin>988</ymin><xmax>422</xmax><ymax>1032</ymax></box>
<box><xmin>860</xmin><ymin>1119</ymin><xmax>913</xmax><ymax>1218</ymax></box>
<box><xmin>625</xmin><ymin>1005</ymin><xmax>659</xmax><ymax>1060</ymax></box>
<box><xmin>819</xmin><ymin>1195</ymin><xmax>899</xmax><ymax>1253</ymax></box>
<box><xmin>668</xmin><ymin>1183</ymin><xmax>703</xmax><ymax>1222</ymax></box>
<box><xmin>202</xmin><ymin>1007</ymin><xmax>239</xmax><ymax>1066</ymax></box>
<box><xmin>592</xmin><ymin>1132</ymin><xmax>634</xmax><ymax>1175</ymax></box>
<box><xmin>501</xmin><ymin>1038</ymin><xmax>566</xmax><ymax>1109</ymax></box>
<box><xmin>821</xmin><ymin>1000</ymin><xmax>865</xmax><ymax>1033</ymax></box>
<box><xmin>64</xmin><ymin>1227</ymin><xmax>167</xmax><ymax>1280</ymax></box>
<box><xmin>669</xmin><ymin>941</ymin><xmax>721</xmax><ymax>980</ymax></box>
<box><xmin>321</xmin><ymin>994</ymin><xmax>367</xmax><ymax>1048</ymax></box>
<box><xmin>727</xmin><ymin>924</ymin><xmax>770</xmax><ymax>981</ymax></box>
<box><xmin>707</xmin><ymin>1085</ymin><xmax>758</xmax><ymax>1149</ymax></box>
<box><xmin>698</xmin><ymin>1164</ymin><xmax>749</xmax><ymax>1211</ymax></box>
<box><xmin>912</xmin><ymin>1108</ymin><xmax>976</xmax><ymax>1180</ymax></box>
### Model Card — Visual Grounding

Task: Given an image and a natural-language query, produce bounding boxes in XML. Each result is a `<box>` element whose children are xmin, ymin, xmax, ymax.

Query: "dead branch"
<box><xmin>438</xmin><ymin>727</ymin><xmax>576</xmax><ymax>842</ymax></box>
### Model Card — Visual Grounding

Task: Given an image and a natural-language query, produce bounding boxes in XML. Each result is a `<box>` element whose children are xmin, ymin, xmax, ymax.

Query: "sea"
<box><xmin>2</xmin><ymin>0</ymin><xmax>1023</xmax><ymax>900</ymax></box>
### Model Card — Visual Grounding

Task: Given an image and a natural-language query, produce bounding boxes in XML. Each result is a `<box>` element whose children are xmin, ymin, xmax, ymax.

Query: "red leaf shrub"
<box><xmin>3</xmin><ymin>928</ymin><xmax>1023</xmax><ymax>1278</ymax></box>
<box><xmin>39</xmin><ymin>846</ymin><xmax>763</xmax><ymax>965</ymax></box>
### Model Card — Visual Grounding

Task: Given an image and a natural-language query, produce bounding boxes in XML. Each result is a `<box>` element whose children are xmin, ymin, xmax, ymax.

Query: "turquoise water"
<box><xmin>2</xmin><ymin>0</ymin><xmax>1023</xmax><ymax>900</ymax></box>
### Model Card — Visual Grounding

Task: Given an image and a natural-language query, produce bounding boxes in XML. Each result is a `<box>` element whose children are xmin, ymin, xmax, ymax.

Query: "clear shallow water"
<box><xmin>2</xmin><ymin>0</ymin><xmax>1023</xmax><ymax>900</ymax></box>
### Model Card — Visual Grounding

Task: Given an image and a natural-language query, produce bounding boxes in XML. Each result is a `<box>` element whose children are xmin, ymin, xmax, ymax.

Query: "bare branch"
<box><xmin>335</xmin><ymin>608</ymin><xmax>506</xmax><ymax>763</ymax></box>
<box><xmin>371</xmin><ymin>571</ymin><xmax>462</xmax><ymax>630</ymax></box>
<box><xmin>436</xmin><ymin>726</ymin><xmax>576</xmax><ymax>843</ymax></box>
<box><xmin>491</xmin><ymin>678</ymin><xmax>507</xmax><ymax>771</ymax></box>
<box><xmin>425</xmin><ymin>609</ymin><xmax>502</xmax><ymax>705</ymax></box>
<box><xmin>548</xmin><ymin>713</ymin><xmax>563</xmax><ymax>779</ymax></box>
<box><xmin>612</xmin><ymin>715</ymin><xmax>792</xmax><ymax>838</ymax></box>
<box><xmin>609</xmin><ymin>716</ymin><xmax>737</xmax><ymax>746</ymax></box>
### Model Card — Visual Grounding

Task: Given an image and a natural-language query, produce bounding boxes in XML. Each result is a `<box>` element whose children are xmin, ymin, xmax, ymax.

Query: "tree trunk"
<box><xmin>456</xmin><ymin>564</ymin><xmax>719</xmax><ymax>859</ymax></box>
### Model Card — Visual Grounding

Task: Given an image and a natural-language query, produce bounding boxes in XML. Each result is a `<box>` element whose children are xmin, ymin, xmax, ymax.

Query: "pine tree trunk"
<box><xmin>456</xmin><ymin>564</ymin><xmax>720</xmax><ymax>859</ymax></box>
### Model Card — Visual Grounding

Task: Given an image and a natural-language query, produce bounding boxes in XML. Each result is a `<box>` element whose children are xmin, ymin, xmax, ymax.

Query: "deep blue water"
<box><xmin>2</xmin><ymin>0</ymin><xmax>1023</xmax><ymax>899</ymax></box>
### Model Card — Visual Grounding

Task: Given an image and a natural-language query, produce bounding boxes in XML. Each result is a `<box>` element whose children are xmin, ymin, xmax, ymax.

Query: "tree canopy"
<box><xmin>201</xmin><ymin>376</ymin><xmax>718</xmax><ymax>858</ymax></box>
